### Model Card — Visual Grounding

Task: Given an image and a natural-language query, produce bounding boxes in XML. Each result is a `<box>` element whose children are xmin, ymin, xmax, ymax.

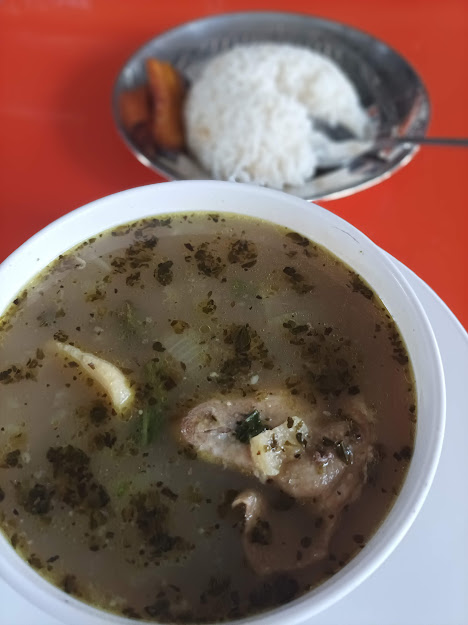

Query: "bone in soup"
<box><xmin>0</xmin><ymin>212</ymin><xmax>415</xmax><ymax>622</ymax></box>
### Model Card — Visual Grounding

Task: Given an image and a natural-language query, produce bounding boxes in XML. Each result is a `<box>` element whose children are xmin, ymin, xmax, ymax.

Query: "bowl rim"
<box><xmin>0</xmin><ymin>181</ymin><xmax>445</xmax><ymax>625</ymax></box>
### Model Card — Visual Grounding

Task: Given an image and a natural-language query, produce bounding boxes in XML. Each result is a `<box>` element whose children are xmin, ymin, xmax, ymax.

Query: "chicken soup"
<box><xmin>0</xmin><ymin>212</ymin><xmax>416</xmax><ymax>622</ymax></box>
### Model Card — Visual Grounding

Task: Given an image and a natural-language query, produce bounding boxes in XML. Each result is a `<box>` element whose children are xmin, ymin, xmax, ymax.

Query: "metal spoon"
<box><xmin>313</xmin><ymin>119</ymin><xmax>468</xmax><ymax>169</ymax></box>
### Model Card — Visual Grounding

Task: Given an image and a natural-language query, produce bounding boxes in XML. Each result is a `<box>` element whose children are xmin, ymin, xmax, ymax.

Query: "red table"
<box><xmin>1</xmin><ymin>0</ymin><xmax>467</xmax><ymax>328</ymax></box>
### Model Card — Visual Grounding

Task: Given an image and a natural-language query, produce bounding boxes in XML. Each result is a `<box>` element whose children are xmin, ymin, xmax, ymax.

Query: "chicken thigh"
<box><xmin>180</xmin><ymin>390</ymin><xmax>375</xmax><ymax>574</ymax></box>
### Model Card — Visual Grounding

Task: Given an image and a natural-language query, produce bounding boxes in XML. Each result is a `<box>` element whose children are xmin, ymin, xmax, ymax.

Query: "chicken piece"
<box><xmin>181</xmin><ymin>392</ymin><xmax>317</xmax><ymax>476</ymax></box>
<box><xmin>232</xmin><ymin>490</ymin><xmax>334</xmax><ymax>575</ymax></box>
<box><xmin>49</xmin><ymin>341</ymin><xmax>134</xmax><ymax>418</ymax></box>
<box><xmin>273</xmin><ymin>397</ymin><xmax>374</xmax><ymax>503</ymax></box>
<box><xmin>181</xmin><ymin>390</ymin><xmax>375</xmax><ymax>574</ymax></box>
<box><xmin>146</xmin><ymin>58</ymin><xmax>185</xmax><ymax>151</ymax></box>
<box><xmin>181</xmin><ymin>391</ymin><xmax>373</xmax><ymax>502</ymax></box>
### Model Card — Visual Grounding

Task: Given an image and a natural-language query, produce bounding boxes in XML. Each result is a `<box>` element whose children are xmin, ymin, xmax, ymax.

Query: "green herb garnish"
<box><xmin>116</xmin><ymin>300</ymin><xmax>143</xmax><ymax>340</ymax></box>
<box><xmin>285</xmin><ymin>231</ymin><xmax>310</xmax><ymax>247</ymax></box>
<box><xmin>234</xmin><ymin>325</ymin><xmax>251</xmax><ymax>353</ymax></box>
<box><xmin>349</xmin><ymin>272</ymin><xmax>374</xmax><ymax>300</ymax></box>
<box><xmin>155</xmin><ymin>260</ymin><xmax>174</xmax><ymax>286</ymax></box>
<box><xmin>139</xmin><ymin>404</ymin><xmax>166</xmax><ymax>446</ymax></box>
<box><xmin>116</xmin><ymin>481</ymin><xmax>131</xmax><ymax>498</ymax></box>
<box><xmin>235</xmin><ymin>409</ymin><xmax>267</xmax><ymax>443</ymax></box>
<box><xmin>136</xmin><ymin>360</ymin><xmax>169</xmax><ymax>446</ymax></box>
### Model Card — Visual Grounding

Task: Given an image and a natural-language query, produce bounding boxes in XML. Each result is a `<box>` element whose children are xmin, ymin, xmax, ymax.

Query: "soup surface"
<box><xmin>0</xmin><ymin>212</ymin><xmax>416</xmax><ymax>622</ymax></box>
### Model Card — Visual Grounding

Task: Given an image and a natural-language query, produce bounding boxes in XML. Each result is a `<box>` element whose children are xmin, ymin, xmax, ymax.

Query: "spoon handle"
<box><xmin>384</xmin><ymin>136</ymin><xmax>468</xmax><ymax>147</ymax></box>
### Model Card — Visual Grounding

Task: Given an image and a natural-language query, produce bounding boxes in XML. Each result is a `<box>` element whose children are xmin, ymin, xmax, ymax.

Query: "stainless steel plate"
<box><xmin>112</xmin><ymin>11</ymin><xmax>430</xmax><ymax>201</ymax></box>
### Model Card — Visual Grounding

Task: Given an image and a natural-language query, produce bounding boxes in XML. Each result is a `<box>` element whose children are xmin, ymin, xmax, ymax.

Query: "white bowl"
<box><xmin>0</xmin><ymin>181</ymin><xmax>445</xmax><ymax>625</ymax></box>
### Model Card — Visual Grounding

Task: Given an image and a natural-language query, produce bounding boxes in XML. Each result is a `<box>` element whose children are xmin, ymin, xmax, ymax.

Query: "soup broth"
<box><xmin>0</xmin><ymin>212</ymin><xmax>416</xmax><ymax>622</ymax></box>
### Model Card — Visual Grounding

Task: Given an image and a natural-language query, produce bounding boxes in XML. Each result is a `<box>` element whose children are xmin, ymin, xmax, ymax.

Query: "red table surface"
<box><xmin>0</xmin><ymin>0</ymin><xmax>467</xmax><ymax>329</ymax></box>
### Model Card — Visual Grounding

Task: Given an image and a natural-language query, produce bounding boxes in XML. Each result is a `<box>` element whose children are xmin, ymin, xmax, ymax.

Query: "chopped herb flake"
<box><xmin>235</xmin><ymin>410</ymin><xmax>267</xmax><ymax>443</ymax></box>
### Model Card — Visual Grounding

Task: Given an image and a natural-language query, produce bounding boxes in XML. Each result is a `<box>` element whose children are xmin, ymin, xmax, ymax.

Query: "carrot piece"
<box><xmin>146</xmin><ymin>58</ymin><xmax>185</xmax><ymax>151</ymax></box>
<box><xmin>118</xmin><ymin>85</ymin><xmax>151</xmax><ymax>130</ymax></box>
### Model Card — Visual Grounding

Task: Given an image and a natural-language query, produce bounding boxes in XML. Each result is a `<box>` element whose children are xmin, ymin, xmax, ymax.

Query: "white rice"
<box><xmin>184</xmin><ymin>44</ymin><xmax>372</xmax><ymax>189</ymax></box>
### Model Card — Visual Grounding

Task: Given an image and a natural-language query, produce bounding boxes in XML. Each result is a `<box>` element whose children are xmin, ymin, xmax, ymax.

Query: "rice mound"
<box><xmin>184</xmin><ymin>44</ymin><xmax>371</xmax><ymax>189</ymax></box>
